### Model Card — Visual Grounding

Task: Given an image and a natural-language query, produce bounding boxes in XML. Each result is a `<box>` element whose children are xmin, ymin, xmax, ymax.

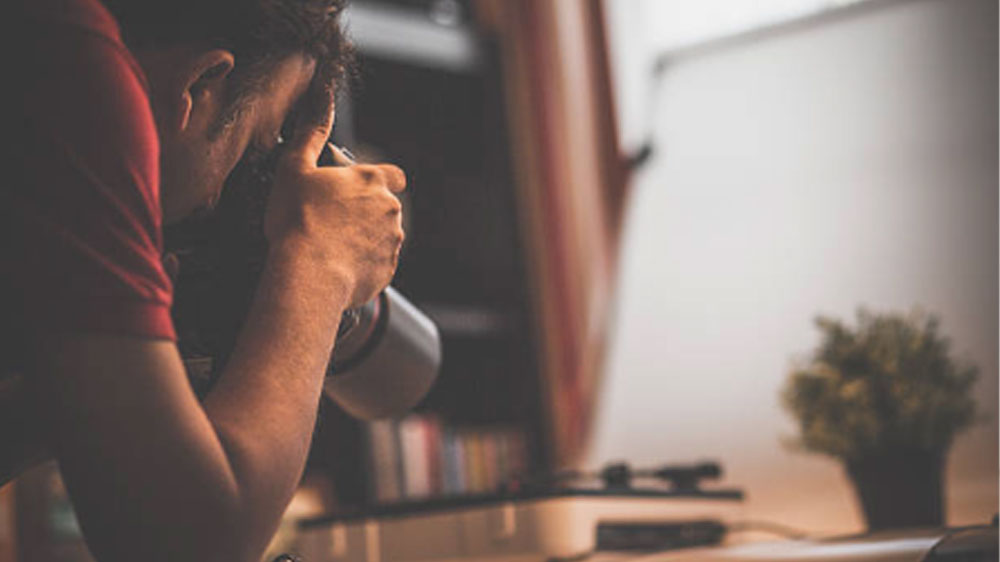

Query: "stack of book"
<box><xmin>365</xmin><ymin>415</ymin><xmax>529</xmax><ymax>503</ymax></box>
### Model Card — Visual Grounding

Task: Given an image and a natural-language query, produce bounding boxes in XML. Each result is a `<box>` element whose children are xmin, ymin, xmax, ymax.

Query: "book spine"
<box><xmin>496</xmin><ymin>429</ymin><xmax>510</xmax><ymax>486</ymax></box>
<box><xmin>399</xmin><ymin>417</ymin><xmax>431</xmax><ymax>498</ymax></box>
<box><xmin>450</xmin><ymin>429</ymin><xmax>467</xmax><ymax>494</ymax></box>
<box><xmin>423</xmin><ymin>416</ymin><xmax>443</xmax><ymax>496</ymax></box>
<box><xmin>482</xmin><ymin>432</ymin><xmax>498</xmax><ymax>493</ymax></box>
<box><xmin>366</xmin><ymin>419</ymin><xmax>401</xmax><ymax>503</ymax></box>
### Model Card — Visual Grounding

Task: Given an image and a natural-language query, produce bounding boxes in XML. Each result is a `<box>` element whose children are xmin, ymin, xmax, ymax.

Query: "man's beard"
<box><xmin>164</xmin><ymin>140</ymin><xmax>279</xmax><ymax>246</ymax></box>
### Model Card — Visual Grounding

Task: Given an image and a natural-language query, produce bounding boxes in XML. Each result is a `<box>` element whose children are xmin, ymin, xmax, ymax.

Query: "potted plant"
<box><xmin>782</xmin><ymin>308</ymin><xmax>979</xmax><ymax>531</ymax></box>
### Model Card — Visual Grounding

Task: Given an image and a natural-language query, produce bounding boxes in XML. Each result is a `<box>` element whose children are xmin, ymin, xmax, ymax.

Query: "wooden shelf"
<box><xmin>419</xmin><ymin>304</ymin><xmax>515</xmax><ymax>337</ymax></box>
<box><xmin>345</xmin><ymin>1</ymin><xmax>483</xmax><ymax>72</ymax></box>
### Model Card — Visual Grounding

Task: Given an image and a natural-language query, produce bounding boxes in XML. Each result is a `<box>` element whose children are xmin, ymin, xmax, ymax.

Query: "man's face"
<box><xmin>159</xmin><ymin>53</ymin><xmax>319</xmax><ymax>223</ymax></box>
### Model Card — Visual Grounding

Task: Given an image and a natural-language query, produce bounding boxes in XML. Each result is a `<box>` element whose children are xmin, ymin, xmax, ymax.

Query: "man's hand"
<box><xmin>264</xmin><ymin>104</ymin><xmax>406</xmax><ymax>308</ymax></box>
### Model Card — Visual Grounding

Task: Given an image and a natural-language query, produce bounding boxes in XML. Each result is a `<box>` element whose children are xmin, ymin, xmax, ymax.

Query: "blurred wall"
<box><xmin>588</xmin><ymin>0</ymin><xmax>998</xmax><ymax>534</ymax></box>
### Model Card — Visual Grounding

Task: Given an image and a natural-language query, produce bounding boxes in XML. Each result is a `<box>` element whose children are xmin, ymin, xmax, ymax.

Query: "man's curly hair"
<box><xmin>103</xmin><ymin>0</ymin><xmax>353</xmax><ymax>133</ymax></box>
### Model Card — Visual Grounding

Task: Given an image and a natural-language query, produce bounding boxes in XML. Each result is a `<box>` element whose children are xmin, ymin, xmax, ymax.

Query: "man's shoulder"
<box><xmin>14</xmin><ymin>0</ymin><xmax>123</xmax><ymax>42</ymax></box>
<box><xmin>13</xmin><ymin>0</ymin><xmax>157</xmax><ymax>183</ymax></box>
<box><xmin>13</xmin><ymin>0</ymin><xmax>146</xmax><ymax>89</ymax></box>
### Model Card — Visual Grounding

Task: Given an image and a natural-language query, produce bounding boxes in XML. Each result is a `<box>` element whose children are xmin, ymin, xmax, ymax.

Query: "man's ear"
<box><xmin>174</xmin><ymin>50</ymin><xmax>236</xmax><ymax>134</ymax></box>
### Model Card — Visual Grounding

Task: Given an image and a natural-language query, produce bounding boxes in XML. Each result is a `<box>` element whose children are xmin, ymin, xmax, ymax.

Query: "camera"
<box><xmin>167</xmin><ymin>143</ymin><xmax>440</xmax><ymax>419</ymax></box>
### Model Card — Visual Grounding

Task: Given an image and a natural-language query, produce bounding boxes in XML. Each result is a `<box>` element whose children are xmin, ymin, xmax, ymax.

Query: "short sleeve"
<box><xmin>4</xmin><ymin>3</ymin><xmax>175</xmax><ymax>343</ymax></box>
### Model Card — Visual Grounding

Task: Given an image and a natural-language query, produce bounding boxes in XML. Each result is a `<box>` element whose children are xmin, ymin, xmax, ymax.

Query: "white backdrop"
<box><xmin>590</xmin><ymin>0</ymin><xmax>998</xmax><ymax>534</ymax></box>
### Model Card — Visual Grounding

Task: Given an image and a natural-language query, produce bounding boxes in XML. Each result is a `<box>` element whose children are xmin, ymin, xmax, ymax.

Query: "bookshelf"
<box><xmin>306</xmin><ymin>0</ymin><xmax>548</xmax><ymax>509</ymax></box>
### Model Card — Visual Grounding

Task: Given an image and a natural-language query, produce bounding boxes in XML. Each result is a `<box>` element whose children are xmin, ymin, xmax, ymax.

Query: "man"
<box><xmin>5</xmin><ymin>0</ymin><xmax>404</xmax><ymax>560</ymax></box>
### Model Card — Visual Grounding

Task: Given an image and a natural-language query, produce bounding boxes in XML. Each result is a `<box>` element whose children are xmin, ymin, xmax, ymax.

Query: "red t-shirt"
<box><xmin>4</xmin><ymin>0</ymin><xmax>175</xmax><ymax>367</ymax></box>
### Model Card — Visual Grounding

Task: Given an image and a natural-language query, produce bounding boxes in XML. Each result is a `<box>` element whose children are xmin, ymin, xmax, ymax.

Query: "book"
<box><xmin>399</xmin><ymin>417</ymin><xmax>431</xmax><ymax>498</ymax></box>
<box><xmin>366</xmin><ymin>420</ymin><xmax>402</xmax><ymax>502</ymax></box>
<box><xmin>422</xmin><ymin>416</ymin><xmax>443</xmax><ymax>495</ymax></box>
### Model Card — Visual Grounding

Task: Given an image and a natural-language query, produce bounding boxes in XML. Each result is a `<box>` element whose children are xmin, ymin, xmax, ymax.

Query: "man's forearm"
<box><xmin>29</xmin><ymin>240</ymin><xmax>355</xmax><ymax>562</ymax></box>
<box><xmin>201</xmin><ymin>238</ymin><xmax>351</xmax><ymax>555</ymax></box>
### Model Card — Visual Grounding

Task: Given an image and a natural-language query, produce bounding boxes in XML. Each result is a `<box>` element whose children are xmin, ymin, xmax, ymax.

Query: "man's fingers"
<box><xmin>348</xmin><ymin>162</ymin><xmax>407</xmax><ymax>194</ymax></box>
<box><xmin>287</xmin><ymin>99</ymin><xmax>335</xmax><ymax>168</ymax></box>
<box><xmin>379</xmin><ymin>164</ymin><xmax>407</xmax><ymax>194</ymax></box>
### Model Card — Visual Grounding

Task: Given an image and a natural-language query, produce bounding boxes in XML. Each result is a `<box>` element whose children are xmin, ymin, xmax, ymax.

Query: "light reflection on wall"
<box><xmin>639</xmin><ymin>0</ymin><xmax>870</xmax><ymax>53</ymax></box>
<box><xmin>590</xmin><ymin>0</ymin><xmax>998</xmax><ymax>535</ymax></box>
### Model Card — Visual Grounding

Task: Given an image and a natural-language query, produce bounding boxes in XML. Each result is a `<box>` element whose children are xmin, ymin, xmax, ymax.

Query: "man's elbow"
<box><xmin>77</xmin><ymin>491</ymin><xmax>251</xmax><ymax>562</ymax></box>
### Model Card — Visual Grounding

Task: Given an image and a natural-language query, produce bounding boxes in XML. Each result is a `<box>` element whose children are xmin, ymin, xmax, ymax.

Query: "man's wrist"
<box><xmin>265</xmin><ymin>236</ymin><xmax>355</xmax><ymax>308</ymax></box>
